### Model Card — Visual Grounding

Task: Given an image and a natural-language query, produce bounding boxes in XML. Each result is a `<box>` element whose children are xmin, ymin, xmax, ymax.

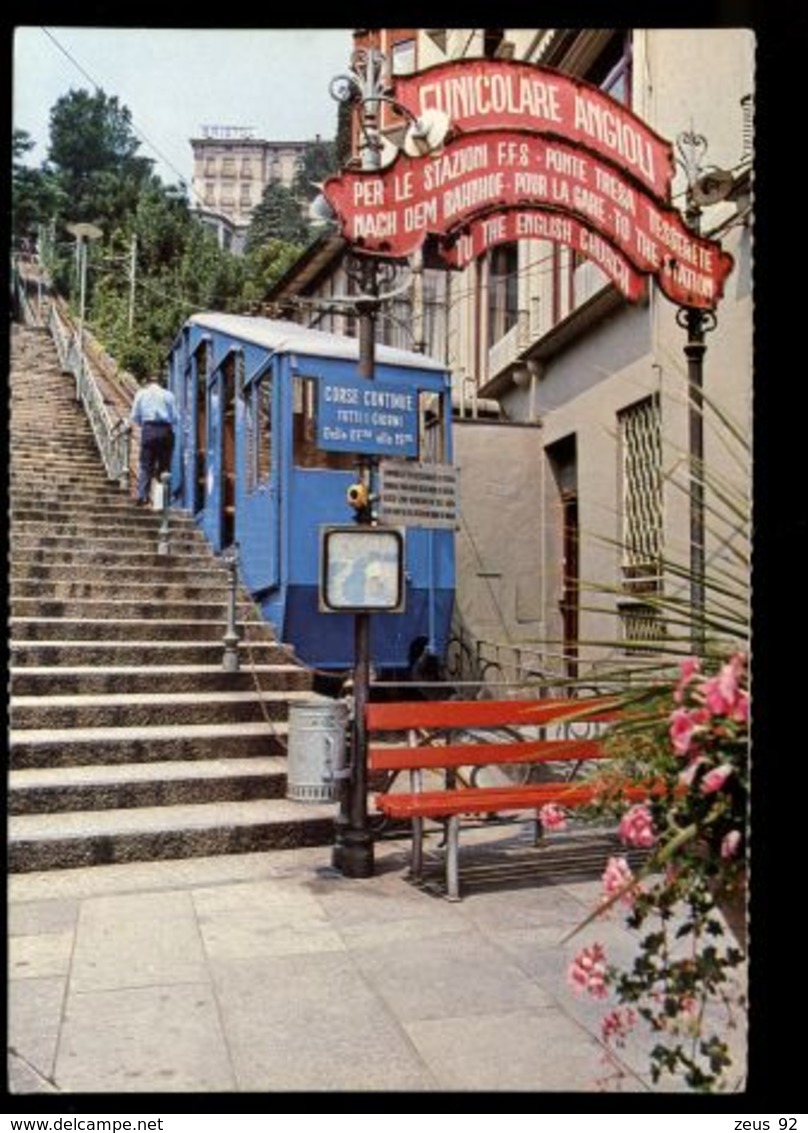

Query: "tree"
<box><xmin>11</xmin><ymin>129</ymin><xmax>65</xmax><ymax>245</ymax></box>
<box><xmin>242</xmin><ymin>239</ymin><xmax>306</xmax><ymax>307</ymax></box>
<box><xmin>291</xmin><ymin>136</ymin><xmax>338</xmax><ymax>202</ymax></box>
<box><xmin>244</xmin><ymin>180</ymin><xmax>311</xmax><ymax>252</ymax></box>
<box><xmin>47</xmin><ymin>88</ymin><xmax>153</xmax><ymax>229</ymax></box>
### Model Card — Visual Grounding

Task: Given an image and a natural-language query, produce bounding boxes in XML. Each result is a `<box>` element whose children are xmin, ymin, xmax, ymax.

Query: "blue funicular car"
<box><xmin>165</xmin><ymin>312</ymin><xmax>456</xmax><ymax>680</ymax></box>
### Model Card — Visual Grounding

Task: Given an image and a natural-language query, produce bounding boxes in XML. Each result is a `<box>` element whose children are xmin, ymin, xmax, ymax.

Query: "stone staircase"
<box><xmin>8</xmin><ymin>323</ymin><xmax>337</xmax><ymax>872</ymax></box>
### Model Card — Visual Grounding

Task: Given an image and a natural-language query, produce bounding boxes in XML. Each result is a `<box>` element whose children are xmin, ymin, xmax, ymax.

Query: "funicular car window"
<box><xmin>293</xmin><ymin>375</ymin><xmax>354</xmax><ymax>471</ymax></box>
<box><xmin>418</xmin><ymin>390</ymin><xmax>446</xmax><ymax>464</ymax></box>
<box><xmin>244</xmin><ymin>370</ymin><xmax>272</xmax><ymax>492</ymax></box>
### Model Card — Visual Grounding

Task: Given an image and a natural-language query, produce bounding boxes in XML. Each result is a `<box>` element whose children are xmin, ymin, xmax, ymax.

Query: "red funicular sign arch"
<box><xmin>323</xmin><ymin>60</ymin><xmax>734</xmax><ymax>311</ymax></box>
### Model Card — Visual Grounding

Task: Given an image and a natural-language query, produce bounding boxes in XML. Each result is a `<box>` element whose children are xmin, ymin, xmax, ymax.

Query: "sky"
<box><xmin>12</xmin><ymin>26</ymin><xmax>355</xmax><ymax>188</ymax></box>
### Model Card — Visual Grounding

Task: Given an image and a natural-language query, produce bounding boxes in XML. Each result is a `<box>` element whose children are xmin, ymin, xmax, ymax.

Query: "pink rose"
<box><xmin>702</xmin><ymin>654</ymin><xmax>748</xmax><ymax>719</ymax></box>
<box><xmin>700</xmin><ymin>763</ymin><xmax>734</xmax><ymax>795</ymax></box>
<box><xmin>601</xmin><ymin>1006</ymin><xmax>638</xmax><ymax>1045</ymax></box>
<box><xmin>568</xmin><ymin>943</ymin><xmax>609</xmax><ymax>999</ymax></box>
<box><xmin>674</xmin><ymin>657</ymin><xmax>702</xmax><ymax>704</ymax></box>
<box><xmin>618</xmin><ymin>804</ymin><xmax>656</xmax><ymax>848</ymax></box>
<box><xmin>679</xmin><ymin>755</ymin><xmax>709</xmax><ymax>787</ymax></box>
<box><xmin>538</xmin><ymin>802</ymin><xmax>567</xmax><ymax>831</ymax></box>
<box><xmin>732</xmin><ymin>691</ymin><xmax>750</xmax><ymax>724</ymax></box>
<box><xmin>602</xmin><ymin>855</ymin><xmax>638</xmax><ymax>906</ymax></box>
<box><xmin>669</xmin><ymin>706</ymin><xmax>710</xmax><ymax>756</ymax></box>
<box><xmin>721</xmin><ymin>830</ymin><xmax>742</xmax><ymax>859</ymax></box>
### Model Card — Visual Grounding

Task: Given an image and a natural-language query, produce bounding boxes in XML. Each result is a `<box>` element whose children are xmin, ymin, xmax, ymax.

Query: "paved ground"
<box><xmin>7</xmin><ymin>824</ymin><xmax>748</xmax><ymax>1097</ymax></box>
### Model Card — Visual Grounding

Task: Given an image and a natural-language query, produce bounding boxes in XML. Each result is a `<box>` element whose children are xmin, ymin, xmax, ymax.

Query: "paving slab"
<box><xmin>209</xmin><ymin>952</ymin><xmax>437</xmax><ymax>1092</ymax></box>
<box><xmin>7</xmin><ymin>1051</ymin><xmax>60</xmax><ymax>1095</ymax></box>
<box><xmin>404</xmin><ymin>1008</ymin><xmax>645</xmax><ymax>1093</ymax></box>
<box><xmin>351</xmin><ymin>930</ymin><xmax>556</xmax><ymax>1021</ymax></box>
<box><xmin>193</xmin><ymin>879</ymin><xmax>345</xmax><ymax>959</ymax></box>
<box><xmin>54</xmin><ymin>984</ymin><xmax>236</xmax><ymax>1094</ymax></box>
<box><xmin>8</xmin><ymin>931</ymin><xmax>74</xmax><ymax>981</ymax></box>
<box><xmin>8</xmin><ymin>976</ymin><xmax>66</xmax><ymax>1085</ymax></box>
<box><xmin>69</xmin><ymin>890</ymin><xmax>208</xmax><ymax>992</ymax></box>
<box><xmin>8</xmin><ymin>897</ymin><xmax>79</xmax><ymax>936</ymax></box>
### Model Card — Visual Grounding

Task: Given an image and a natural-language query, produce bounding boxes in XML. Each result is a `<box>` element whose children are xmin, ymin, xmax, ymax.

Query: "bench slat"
<box><xmin>366</xmin><ymin>697</ymin><xmax>621</xmax><ymax>732</ymax></box>
<box><xmin>374</xmin><ymin>780</ymin><xmax>667</xmax><ymax>820</ymax></box>
<box><xmin>369</xmin><ymin>736</ymin><xmax>606</xmax><ymax>771</ymax></box>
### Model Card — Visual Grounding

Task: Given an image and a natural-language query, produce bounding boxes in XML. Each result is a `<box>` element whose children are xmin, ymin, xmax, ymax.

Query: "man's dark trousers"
<box><xmin>138</xmin><ymin>421</ymin><xmax>174</xmax><ymax>503</ymax></box>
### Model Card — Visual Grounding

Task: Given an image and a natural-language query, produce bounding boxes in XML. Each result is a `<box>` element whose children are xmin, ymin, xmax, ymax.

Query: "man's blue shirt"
<box><xmin>131</xmin><ymin>382</ymin><xmax>178</xmax><ymax>427</ymax></box>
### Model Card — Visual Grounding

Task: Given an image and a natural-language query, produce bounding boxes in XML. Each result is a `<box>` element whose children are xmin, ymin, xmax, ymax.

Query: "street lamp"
<box><xmin>674</xmin><ymin>133</ymin><xmax>722</xmax><ymax>655</ymax></box>
<box><xmin>66</xmin><ymin>222</ymin><xmax>103</xmax><ymax>403</ymax></box>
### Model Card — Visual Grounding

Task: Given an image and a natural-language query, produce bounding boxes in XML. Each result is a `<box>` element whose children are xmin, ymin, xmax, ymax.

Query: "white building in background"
<box><xmin>267</xmin><ymin>27</ymin><xmax>754</xmax><ymax>683</ymax></box>
<box><xmin>190</xmin><ymin>125</ymin><xmax>311</xmax><ymax>251</ymax></box>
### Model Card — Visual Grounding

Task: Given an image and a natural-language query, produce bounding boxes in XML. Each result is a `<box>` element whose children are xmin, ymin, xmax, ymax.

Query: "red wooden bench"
<box><xmin>367</xmin><ymin>696</ymin><xmax>665</xmax><ymax>900</ymax></box>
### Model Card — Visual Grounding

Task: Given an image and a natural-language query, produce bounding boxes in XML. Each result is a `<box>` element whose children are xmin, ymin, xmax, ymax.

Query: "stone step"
<box><xmin>7</xmin><ymin>797</ymin><xmax>336</xmax><ymax>872</ymax></box>
<box><xmin>11</xmin><ymin>506</ymin><xmax>199</xmax><ymax>528</ymax></box>
<box><xmin>11</xmin><ymin>530</ymin><xmax>208</xmax><ymax>552</ymax></box>
<box><xmin>10</xmin><ymin>639</ymin><xmax>294</xmax><ymax>666</ymax></box>
<box><xmin>9</xmin><ymin>567</ymin><xmax>230</xmax><ymax>590</ymax></box>
<box><xmin>12</xmin><ymin>512</ymin><xmax>200</xmax><ymax>535</ymax></box>
<box><xmin>9</xmin><ymin>482</ymin><xmax>133</xmax><ymax>500</ymax></box>
<box><xmin>8</xmin><ymin>664</ymin><xmax>312</xmax><ymax>695</ymax></box>
<box><xmin>11</xmin><ymin>543</ymin><xmax>211</xmax><ymax>566</ymax></box>
<box><xmin>9</xmin><ymin>720</ymin><xmax>291</xmax><ymax>769</ymax></box>
<box><xmin>10</xmin><ymin>444</ymin><xmax>115</xmax><ymax>457</ymax></box>
<box><xmin>11</xmin><ymin>445</ymin><xmax>111</xmax><ymax>460</ymax></box>
<box><xmin>9</xmin><ymin>578</ymin><xmax>232</xmax><ymax>601</ymax></box>
<box><xmin>8</xmin><ymin>756</ymin><xmax>289</xmax><ymax>814</ymax></box>
<box><xmin>10</xmin><ymin>468</ymin><xmax>115</xmax><ymax>486</ymax></box>
<box><xmin>9</xmin><ymin>618</ymin><xmax>276</xmax><ymax>642</ymax></box>
<box><xmin>10</xmin><ymin>486</ymin><xmax>135</xmax><ymax>505</ymax></box>
<box><xmin>9</xmin><ymin>548</ymin><xmax>226</xmax><ymax>570</ymax></box>
<box><xmin>10</xmin><ymin>597</ymin><xmax>236</xmax><ymax>621</ymax></box>
<box><xmin>10</xmin><ymin>689</ymin><xmax>311</xmax><ymax>729</ymax></box>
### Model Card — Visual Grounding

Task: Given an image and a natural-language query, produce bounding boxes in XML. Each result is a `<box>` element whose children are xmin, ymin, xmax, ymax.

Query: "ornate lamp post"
<box><xmin>675</xmin><ymin>132</ymin><xmax>719</xmax><ymax>655</ymax></box>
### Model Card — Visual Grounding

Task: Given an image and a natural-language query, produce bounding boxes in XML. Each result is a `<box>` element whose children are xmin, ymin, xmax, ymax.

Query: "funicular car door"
<box><xmin>236</xmin><ymin>353</ymin><xmax>279</xmax><ymax>592</ymax></box>
<box><xmin>204</xmin><ymin>348</ymin><xmax>238</xmax><ymax>553</ymax></box>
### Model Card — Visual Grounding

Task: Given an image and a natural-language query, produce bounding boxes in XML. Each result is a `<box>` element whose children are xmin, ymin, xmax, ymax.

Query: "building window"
<box><xmin>391</xmin><ymin>38</ymin><xmax>416</xmax><ymax>75</ymax></box>
<box><xmin>618</xmin><ymin>394</ymin><xmax>664</xmax><ymax>649</ymax></box>
<box><xmin>204</xmin><ymin>157</ymin><xmax>217</xmax><ymax>177</ymax></box>
<box><xmin>619</xmin><ymin>602</ymin><xmax>667</xmax><ymax>653</ymax></box>
<box><xmin>221</xmin><ymin>157</ymin><xmax>236</xmax><ymax>179</ymax></box>
<box><xmin>240</xmin><ymin>158</ymin><xmax>253</xmax><ymax>178</ymax></box>
<box><xmin>554</xmin><ymin>31</ymin><xmax>632</xmax><ymax>322</ymax></box>
<box><xmin>487</xmin><ymin>243</ymin><xmax>518</xmax><ymax>347</ymax></box>
<box><xmin>483</xmin><ymin>30</ymin><xmax>506</xmax><ymax>58</ymax></box>
<box><xmin>204</xmin><ymin>182</ymin><xmax>216</xmax><ymax>206</ymax></box>
<box><xmin>589</xmin><ymin>31</ymin><xmax>632</xmax><ymax>106</ymax></box>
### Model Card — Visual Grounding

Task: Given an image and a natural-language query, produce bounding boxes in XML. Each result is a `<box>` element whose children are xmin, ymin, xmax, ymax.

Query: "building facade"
<box><xmin>190</xmin><ymin>125</ymin><xmax>312</xmax><ymax>250</ymax></box>
<box><xmin>267</xmin><ymin>27</ymin><xmax>754</xmax><ymax>684</ymax></box>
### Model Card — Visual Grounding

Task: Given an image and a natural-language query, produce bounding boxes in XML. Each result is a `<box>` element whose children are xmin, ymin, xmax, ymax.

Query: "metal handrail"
<box><xmin>47</xmin><ymin>299</ymin><xmax>132</xmax><ymax>489</ymax></box>
<box><xmin>11</xmin><ymin>256</ymin><xmax>46</xmax><ymax>328</ymax></box>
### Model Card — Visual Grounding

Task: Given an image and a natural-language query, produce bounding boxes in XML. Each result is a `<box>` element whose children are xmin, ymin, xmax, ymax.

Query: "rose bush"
<box><xmin>564</xmin><ymin>651</ymin><xmax>749</xmax><ymax>1091</ymax></box>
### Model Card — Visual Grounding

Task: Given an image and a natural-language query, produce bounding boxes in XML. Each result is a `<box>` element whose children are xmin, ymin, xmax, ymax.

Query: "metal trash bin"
<box><xmin>286</xmin><ymin>696</ymin><xmax>349</xmax><ymax>802</ymax></box>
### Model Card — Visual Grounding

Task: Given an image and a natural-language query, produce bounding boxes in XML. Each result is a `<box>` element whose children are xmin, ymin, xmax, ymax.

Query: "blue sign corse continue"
<box><xmin>316</xmin><ymin>375</ymin><xmax>420</xmax><ymax>457</ymax></box>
